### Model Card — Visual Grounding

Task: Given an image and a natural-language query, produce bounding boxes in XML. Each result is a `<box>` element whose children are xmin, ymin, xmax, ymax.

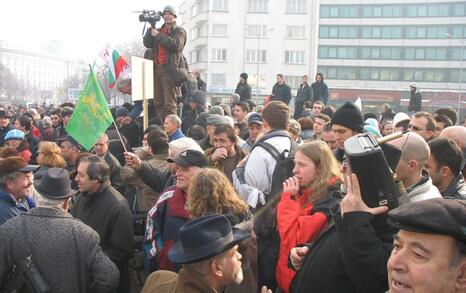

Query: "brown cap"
<box><xmin>0</xmin><ymin>156</ymin><xmax>39</xmax><ymax>177</ymax></box>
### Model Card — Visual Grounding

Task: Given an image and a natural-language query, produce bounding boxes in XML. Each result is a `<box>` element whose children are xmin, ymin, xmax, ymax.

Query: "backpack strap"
<box><xmin>254</xmin><ymin>141</ymin><xmax>281</xmax><ymax>161</ymax></box>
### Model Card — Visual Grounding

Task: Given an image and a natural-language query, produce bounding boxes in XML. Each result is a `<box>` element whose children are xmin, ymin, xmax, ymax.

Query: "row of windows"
<box><xmin>192</xmin><ymin>0</ymin><xmax>309</xmax><ymax>15</ymax></box>
<box><xmin>320</xmin><ymin>25</ymin><xmax>466</xmax><ymax>39</ymax></box>
<box><xmin>192</xmin><ymin>24</ymin><xmax>306</xmax><ymax>40</ymax></box>
<box><xmin>209</xmin><ymin>73</ymin><xmax>302</xmax><ymax>88</ymax></box>
<box><xmin>190</xmin><ymin>48</ymin><xmax>307</xmax><ymax>64</ymax></box>
<box><xmin>318</xmin><ymin>46</ymin><xmax>466</xmax><ymax>61</ymax></box>
<box><xmin>320</xmin><ymin>2</ymin><xmax>466</xmax><ymax>18</ymax></box>
<box><xmin>318</xmin><ymin>66</ymin><xmax>466</xmax><ymax>83</ymax></box>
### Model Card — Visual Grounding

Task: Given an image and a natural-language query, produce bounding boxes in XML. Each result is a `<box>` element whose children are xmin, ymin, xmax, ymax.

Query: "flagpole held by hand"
<box><xmin>112</xmin><ymin>120</ymin><xmax>128</xmax><ymax>153</ymax></box>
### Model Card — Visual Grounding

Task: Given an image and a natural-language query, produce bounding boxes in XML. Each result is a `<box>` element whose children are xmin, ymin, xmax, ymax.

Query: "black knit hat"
<box><xmin>240</xmin><ymin>73</ymin><xmax>248</xmax><ymax>80</ymax></box>
<box><xmin>331</xmin><ymin>101</ymin><xmax>364</xmax><ymax>133</ymax></box>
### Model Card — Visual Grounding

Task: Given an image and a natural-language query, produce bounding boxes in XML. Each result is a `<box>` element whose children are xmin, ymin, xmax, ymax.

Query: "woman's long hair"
<box><xmin>188</xmin><ymin>168</ymin><xmax>249</xmax><ymax>218</ymax></box>
<box><xmin>297</xmin><ymin>140</ymin><xmax>343</xmax><ymax>200</ymax></box>
<box><xmin>37</xmin><ymin>141</ymin><xmax>66</xmax><ymax>168</ymax></box>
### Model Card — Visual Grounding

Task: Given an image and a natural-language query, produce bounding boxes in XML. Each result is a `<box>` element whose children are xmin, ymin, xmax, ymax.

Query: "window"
<box><xmin>247</xmin><ymin>0</ymin><xmax>268</xmax><ymax>13</ymax></box>
<box><xmin>339</xmin><ymin>6</ymin><xmax>358</xmax><ymax>17</ymax></box>
<box><xmin>213</xmin><ymin>0</ymin><xmax>228</xmax><ymax>11</ymax></box>
<box><xmin>212</xmin><ymin>24</ymin><xmax>227</xmax><ymax>36</ymax></box>
<box><xmin>211</xmin><ymin>49</ymin><xmax>227</xmax><ymax>61</ymax></box>
<box><xmin>285</xmin><ymin>50</ymin><xmax>305</xmax><ymax>64</ymax></box>
<box><xmin>191</xmin><ymin>27</ymin><xmax>200</xmax><ymax>40</ymax></box>
<box><xmin>286</xmin><ymin>0</ymin><xmax>307</xmax><ymax>14</ymax></box>
<box><xmin>211</xmin><ymin>73</ymin><xmax>226</xmax><ymax>86</ymax></box>
<box><xmin>320</xmin><ymin>6</ymin><xmax>330</xmax><ymax>17</ymax></box>
<box><xmin>452</xmin><ymin>26</ymin><xmax>466</xmax><ymax>38</ymax></box>
<box><xmin>285</xmin><ymin>26</ymin><xmax>306</xmax><ymax>39</ymax></box>
<box><xmin>245</xmin><ymin>49</ymin><xmax>267</xmax><ymax>63</ymax></box>
<box><xmin>415</xmin><ymin>48</ymin><xmax>425</xmax><ymax>59</ymax></box>
<box><xmin>453</xmin><ymin>3</ymin><xmax>466</xmax><ymax>16</ymax></box>
<box><xmin>246</xmin><ymin>25</ymin><xmax>268</xmax><ymax>37</ymax></box>
<box><xmin>417</xmin><ymin>27</ymin><xmax>426</xmax><ymax>38</ymax></box>
<box><xmin>285</xmin><ymin>75</ymin><xmax>302</xmax><ymax>89</ymax></box>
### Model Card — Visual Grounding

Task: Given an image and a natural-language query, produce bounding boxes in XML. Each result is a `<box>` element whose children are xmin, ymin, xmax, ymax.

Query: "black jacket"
<box><xmin>120</xmin><ymin>119</ymin><xmax>141</xmax><ymax>149</ymax></box>
<box><xmin>0</xmin><ymin>124</ymin><xmax>13</xmax><ymax>146</ymax></box>
<box><xmin>271</xmin><ymin>83</ymin><xmax>292</xmax><ymax>105</ymax></box>
<box><xmin>294</xmin><ymin>83</ymin><xmax>313</xmax><ymax>119</ymax></box>
<box><xmin>291</xmin><ymin>212</ymin><xmax>395</xmax><ymax>293</ymax></box>
<box><xmin>408</xmin><ymin>90</ymin><xmax>422</xmax><ymax>112</ymax></box>
<box><xmin>442</xmin><ymin>174</ymin><xmax>466</xmax><ymax>200</ymax></box>
<box><xmin>235</xmin><ymin>82</ymin><xmax>252</xmax><ymax>101</ymax></box>
<box><xmin>197</xmin><ymin>77</ymin><xmax>207</xmax><ymax>91</ymax></box>
<box><xmin>137</xmin><ymin>161</ymin><xmax>175</xmax><ymax>194</ymax></box>
<box><xmin>311</xmin><ymin>81</ymin><xmax>329</xmax><ymax>104</ymax></box>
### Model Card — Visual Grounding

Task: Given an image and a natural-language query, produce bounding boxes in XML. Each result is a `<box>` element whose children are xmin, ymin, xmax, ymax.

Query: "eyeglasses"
<box><xmin>408</xmin><ymin>124</ymin><xmax>426</xmax><ymax>131</ymax></box>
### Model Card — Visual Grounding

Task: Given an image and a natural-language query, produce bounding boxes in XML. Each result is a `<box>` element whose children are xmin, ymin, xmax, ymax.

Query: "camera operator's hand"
<box><xmin>340</xmin><ymin>174</ymin><xmax>388</xmax><ymax>217</ymax></box>
<box><xmin>150</xmin><ymin>28</ymin><xmax>159</xmax><ymax>37</ymax></box>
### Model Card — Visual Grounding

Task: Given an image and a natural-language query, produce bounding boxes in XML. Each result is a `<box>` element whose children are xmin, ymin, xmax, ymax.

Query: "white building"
<box><xmin>179</xmin><ymin>0</ymin><xmax>320</xmax><ymax>104</ymax></box>
<box><xmin>0</xmin><ymin>41</ymin><xmax>79</xmax><ymax>103</ymax></box>
<box><xmin>179</xmin><ymin>0</ymin><xmax>465</xmax><ymax>112</ymax></box>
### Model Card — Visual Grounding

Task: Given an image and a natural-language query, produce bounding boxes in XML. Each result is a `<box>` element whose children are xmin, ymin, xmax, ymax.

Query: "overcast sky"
<box><xmin>0</xmin><ymin>0</ymin><xmax>182</xmax><ymax>62</ymax></box>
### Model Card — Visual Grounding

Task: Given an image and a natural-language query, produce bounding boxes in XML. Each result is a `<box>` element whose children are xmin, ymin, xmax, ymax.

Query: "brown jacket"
<box><xmin>205</xmin><ymin>144</ymin><xmax>247</xmax><ymax>182</ymax></box>
<box><xmin>120</xmin><ymin>151</ymin><xmax>169</xmax><ymax>211</ymax></box>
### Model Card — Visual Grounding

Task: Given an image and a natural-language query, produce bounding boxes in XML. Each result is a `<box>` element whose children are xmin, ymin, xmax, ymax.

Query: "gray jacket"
<box><xmin>0</xmin><ymin>207</ymin><xmax>119</xmax><ymax>292</ymax></box>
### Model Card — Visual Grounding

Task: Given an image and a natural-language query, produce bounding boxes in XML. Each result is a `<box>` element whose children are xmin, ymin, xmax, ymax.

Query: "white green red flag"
<box><xmin>101</xmin><ymin>47</ymin><xmax>131</xmax><ymax>89</ymax></box>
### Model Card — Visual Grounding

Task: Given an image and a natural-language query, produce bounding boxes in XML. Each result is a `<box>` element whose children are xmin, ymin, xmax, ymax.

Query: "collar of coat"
<box><xmin>175</xmin><ymin>267</ymin><xmax>220</xmax><ymax>293</ymax></box>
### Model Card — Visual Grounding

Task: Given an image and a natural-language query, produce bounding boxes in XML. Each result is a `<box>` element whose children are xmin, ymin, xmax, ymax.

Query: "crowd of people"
<box><xmin>1</xmin><ymin>6</ymin><xmax>465</xmax><ymax>293</ymax></box>
<box><xmin>0</xmin><ymin>87</ymin><xmax>465</xmax><ymax>293</ymax></box>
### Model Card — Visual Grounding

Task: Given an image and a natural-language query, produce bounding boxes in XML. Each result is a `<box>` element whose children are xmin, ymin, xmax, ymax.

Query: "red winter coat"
<box><xmin>276</xmin><ymin>189</ymin><xmax>328</xmax><ymax>293</ymax></box>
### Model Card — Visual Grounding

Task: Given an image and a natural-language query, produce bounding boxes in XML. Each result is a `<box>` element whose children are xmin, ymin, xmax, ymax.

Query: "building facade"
<box><xmin>0</xmin><ymin>41</ymin><xmax>79</xmax><ymax>104</ymax></box>
<box><xmin>180</xmin><ymin>0</ymin><xmax>465</xmax><ymax>112</ymax></box>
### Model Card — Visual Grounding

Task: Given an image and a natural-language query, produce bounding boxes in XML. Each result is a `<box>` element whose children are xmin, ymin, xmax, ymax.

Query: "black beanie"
<box><xmin>331</xmin><ymin>101</ymin><xmax>364</xmax><ymax>133</ymax></box>
<box><xmin>240</xmin><ymin>73</ymin><xmax>248</xmax><ymax>80</ymax></box>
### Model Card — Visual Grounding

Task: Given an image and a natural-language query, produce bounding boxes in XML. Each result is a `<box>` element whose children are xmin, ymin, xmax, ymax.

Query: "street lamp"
<box><xmin>446</xmin><ymin>33</ymin><xmax>465</xmax><ymax>122</ymax></box>
<box><xmin>255</xmin><ymin>28</ymin><xmax>274</xmax><ymax>100</ymax></box>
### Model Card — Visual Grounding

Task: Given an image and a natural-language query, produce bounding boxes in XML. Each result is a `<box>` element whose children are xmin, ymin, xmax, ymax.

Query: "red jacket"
<box><xmin>276</xmin><ymin>189</ymin><xmax>328</xmax><ymax>293</ymax></box>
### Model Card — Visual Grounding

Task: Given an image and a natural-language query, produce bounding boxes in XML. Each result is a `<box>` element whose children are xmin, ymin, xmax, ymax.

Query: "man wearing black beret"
<box><xmin>387</xmin><ymin>198</ymin><xmax>466</xmax><ymax>293</ymax></box>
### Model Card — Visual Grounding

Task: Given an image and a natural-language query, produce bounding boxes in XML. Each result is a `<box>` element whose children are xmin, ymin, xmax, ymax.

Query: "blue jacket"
<box><xmin>169</xmin><ymin>128</ymin><xmax>186</xmax><ymax>142</ymax></box>
<box><xmin>0</xmin><ymin>188</ymin><xmax>35</xmax><ymax>225</ymax></box>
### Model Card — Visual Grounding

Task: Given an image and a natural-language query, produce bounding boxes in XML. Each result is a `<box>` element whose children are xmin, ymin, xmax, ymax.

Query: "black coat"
<box><xmin>311</xmin><ymin>81</ymin><xmax>329</xmax><ymax>104</ymax></box>
<box><xmin>0</xmin><ymin>124</ymin><xmax>13</xmax><ymax>146</ymax></box>
<box><xmin>272</xmin><ymin>83</ymin><xmax>292</xmax><ymax>105</ymax></box>
<box><xmin>197</xmin><ymin>77</ymin><xmax>207</xmax><ymax>91</ymax></box>
<box><xmin>121</xmin><ymin>119</ymin><xmax>141</xmax><ymax>148</ymax></box>
<box><xmin>137</xmin><ymin>160</ymin><xmax>175</xmax><ymax>194</ymax></box>
<box><xmin>294</xmin><ymin>83</ymin><xmax>313</xmax><ymax>119</ymax></box>
<box><xmin>443</xmin><ymin>174</ymin><xmax>466</xmax><ymax>200</ymax></box>
<box><xmin>291</xmin><ymin>212</ymin><xmax>395</xmax><ymax>293</ymax></box>
<box><xmin>408</xmin><ymin>90</ymin><xmax>422</xmax><ymax>112</ymax></box>
<box><xmin>235</xmin><ymin>82</ymin><xmax>252</xmax><ymax>101</ymax></box>
<box><xmin>71</xmin><ymin>182</ymin><xmax>134</xmax><ymax>292</ymax></box>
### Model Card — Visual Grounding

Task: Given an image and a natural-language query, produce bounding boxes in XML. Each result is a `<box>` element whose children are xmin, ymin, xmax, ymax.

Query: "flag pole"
<box><xmin>112</xmin><ymin>120</ymin><xmax>128</xmax><ymax>153</ymax></box>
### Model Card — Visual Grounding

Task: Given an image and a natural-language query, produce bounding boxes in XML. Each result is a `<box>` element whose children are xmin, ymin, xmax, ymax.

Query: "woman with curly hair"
<box><xmin>276</xmin><ymin>140</ymin><xmax>343</xmax><ymax>293</ymax></box>
<box><xmin>187</xmin><ymin>168</ymin><xmax>258</xmax><ymax>293</ymax></box>
<box><xmin>34</xmin><ymin>141</ymin><xmax>66</xmax><ymax>181</ymax></box>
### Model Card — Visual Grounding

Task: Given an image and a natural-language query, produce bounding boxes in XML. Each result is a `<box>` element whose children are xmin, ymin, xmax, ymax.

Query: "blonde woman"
<box><xmin>276</xmin><ymin>140</ymin><xmax>343</xmax><ymax>293</ymax></box>
<box><xmin>188</xmin><ymin>168</ymin><xmax>257</xmax><ymax>293</ymax></box>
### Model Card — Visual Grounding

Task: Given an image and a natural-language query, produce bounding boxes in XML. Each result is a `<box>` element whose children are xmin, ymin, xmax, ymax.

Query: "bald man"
<box><xmin>388</xmin><ymin>132</ymin><xmax>441</xmax><ymax>202</ymax></box>
<box><xmin>440</xmin><ymin>126</ymin><xmax>466</xmax><ymax>178</ymax></box>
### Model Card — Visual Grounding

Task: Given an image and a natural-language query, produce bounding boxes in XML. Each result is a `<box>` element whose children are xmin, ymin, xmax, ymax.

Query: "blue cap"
<box><xmin>248</xmin><ymin>113</ymin><xmax>263</xmax><ymax>125</ymax></box>
<box><xmin>5</xmin><ymin>129</ymin><xmax>24</xmax><ymax>141</ymax></box>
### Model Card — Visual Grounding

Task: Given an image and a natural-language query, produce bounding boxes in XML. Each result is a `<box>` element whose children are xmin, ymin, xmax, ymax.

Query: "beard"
<box><xmin>233</xmin><ymin>266</ymin><xmax>244</xmax><ymax>284</ymax></box>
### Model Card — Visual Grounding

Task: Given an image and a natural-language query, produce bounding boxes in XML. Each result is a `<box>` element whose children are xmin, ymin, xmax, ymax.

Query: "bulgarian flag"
<box><xmin>101</xmin><ymin>47</ymin><xmax>131</xmax><ymax>89</ymax></box>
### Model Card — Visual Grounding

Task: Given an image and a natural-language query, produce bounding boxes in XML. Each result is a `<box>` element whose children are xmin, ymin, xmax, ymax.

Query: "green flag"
<box><xmin>66</xmin><ymin>67</ymin><xmax>114</xmax><ymax>151</ymax></box>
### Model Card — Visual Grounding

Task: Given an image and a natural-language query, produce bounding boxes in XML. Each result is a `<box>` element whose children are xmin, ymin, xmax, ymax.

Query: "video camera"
<box><xmin>138</xmin><ymin>10</ymin><xmax>162</xmax><ymax>28</ymax></box>
<box><xmin>344</xmin><ymin>132</ymin><xmax>402</xmax><ymax>210</ymax></box>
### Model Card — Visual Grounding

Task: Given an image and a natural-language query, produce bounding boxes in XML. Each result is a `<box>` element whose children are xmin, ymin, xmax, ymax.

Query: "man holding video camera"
<box><xmin>143</xmin><ymin>5</ymin><xmax>187</xmax><ymax>123</ymax></box>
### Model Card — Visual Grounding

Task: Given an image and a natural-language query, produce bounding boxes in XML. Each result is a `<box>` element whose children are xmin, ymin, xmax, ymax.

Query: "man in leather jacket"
<box><xmin>143</xmin><ymin>5</ymin><xmax>187</xmax><ymax>123</ymax></box>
